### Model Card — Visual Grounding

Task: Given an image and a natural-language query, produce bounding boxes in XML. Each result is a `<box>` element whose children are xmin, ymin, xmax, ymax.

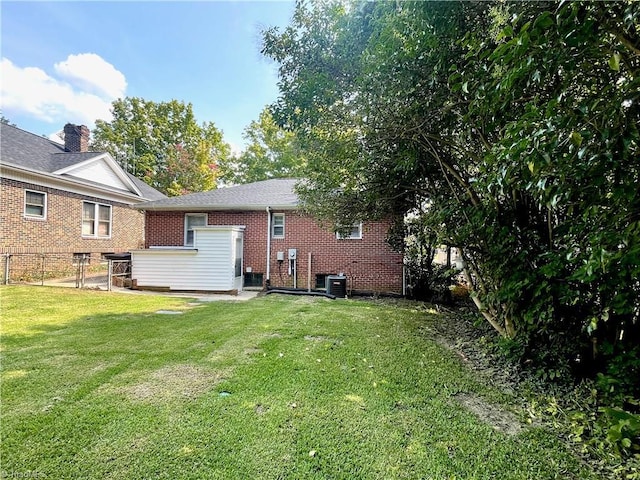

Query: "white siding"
<box><xmin>67</xmin><ymin>159</ymin><xmax>130</xmax><ymax>191</ymax></box>
<box><xmin>131</xmin><ymin>226</ymin><xmax>244</xmax><ymax>292</ymax></box>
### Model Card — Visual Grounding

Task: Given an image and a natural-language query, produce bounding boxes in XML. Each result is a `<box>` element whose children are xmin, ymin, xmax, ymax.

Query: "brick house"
<box><xmin>0</xmin><ymin>123</ymin><xmax>165</xmax><ymax>281</ymax></box>
<box><xmin>134</xmin><ymin>179</ymin><xmax>405</xmax><ymax>295</ymax></box>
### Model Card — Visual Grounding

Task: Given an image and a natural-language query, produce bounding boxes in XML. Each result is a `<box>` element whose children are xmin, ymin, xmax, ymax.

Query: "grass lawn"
<box><xmin>1</xmin><ymin>286</ymin><xmax>597</xmax><ymax>479</ymax></box>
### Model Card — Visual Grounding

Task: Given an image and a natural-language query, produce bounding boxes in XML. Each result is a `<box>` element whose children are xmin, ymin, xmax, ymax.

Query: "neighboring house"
<box><xmin>434</xmin><ymin>247</ymin><xmax>464</xmax><ymax>270</ymax></box>
<box><xmin>133</xmin><ymin>178</ymin><xmax>404</xmax><ymax>295</ymax></box>
<box><xmin>0</xmin><ymin>123</ymin><xmax>166</xmax><ymax>281</ymax></box>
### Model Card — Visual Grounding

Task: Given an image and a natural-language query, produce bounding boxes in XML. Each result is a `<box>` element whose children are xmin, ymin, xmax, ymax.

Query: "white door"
<box><xmin>233</xmin><ymin>233</ymin><xmax>243</xmax><ymax>291</ymax></box>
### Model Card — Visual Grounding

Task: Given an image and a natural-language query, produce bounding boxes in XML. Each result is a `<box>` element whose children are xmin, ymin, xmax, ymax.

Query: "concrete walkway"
<box><xmin>32</xmin><ymin>274</ymin><xmax>260</xmax><ymax>301</ymax></box>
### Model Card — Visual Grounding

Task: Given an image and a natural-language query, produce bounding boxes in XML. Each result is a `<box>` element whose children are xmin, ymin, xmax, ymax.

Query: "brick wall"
<box><xmin>145</xmin><ymin>209</ymin><xmax>404</xmax><ymax>295</ymax></box>
<box><xmin>63</xmin><ymin>123</ymin><xmax>90</xmax><ymax>153</ymax></box>
<box><xmin>1</xmin><ymin>178</ymin><xmax>145</xmax><ymax>278</ymax></box>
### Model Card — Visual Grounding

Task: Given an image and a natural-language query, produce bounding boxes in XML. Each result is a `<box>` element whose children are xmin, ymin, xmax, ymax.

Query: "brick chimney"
<box><xmin>63</xmin><ymin>123</ymin><xmax>90</xmax><ymax>152</ymax></box>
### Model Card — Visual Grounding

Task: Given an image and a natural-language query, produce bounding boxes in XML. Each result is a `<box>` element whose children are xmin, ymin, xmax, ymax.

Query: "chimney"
<box><xmin>63</xmin><ymin>123</ymin><xmax>90</xmax><ymax>152</ymax></box>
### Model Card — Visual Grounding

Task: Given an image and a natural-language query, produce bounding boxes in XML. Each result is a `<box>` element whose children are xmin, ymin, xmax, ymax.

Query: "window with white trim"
<box><xmin>185</xmin><ymin>214</ymin><xmax>207</xmax><ymax>246</ymax></box>
<box><xmin>24</xmin><ymin>190</ymin><xmax>46</xmax><ymax>219</ymax></box>
<box><xmin>336</xmin><ymin>223</ymin><xmax>363</xmax><ymax>240</ymax></box>
<box><xmin>272</xmin><ymin>213</ymin><xmax>285</xmax><ymax>238</ymax></box>
<box><xmin>82</xmin><ymin>202</ymin><xmax>111</xmax><ymax>238</ymax></box>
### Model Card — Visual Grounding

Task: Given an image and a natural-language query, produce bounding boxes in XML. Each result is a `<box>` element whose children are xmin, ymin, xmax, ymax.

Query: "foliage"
<box><xmin>398</xmin><ymin>214</ymin><xmax>458</xmax><ymax>303</ymax></box>
<box><xmin>520</xmin><ymin>380</ymin><xmax>640</xmax><ymax>479</ymax></box>
<box><xmin>263</xmin><ymin>3</ymin><xmax>640</xmax><ymax>469</ymax></box>
<box><xmin>92</xmin><ymin>97</ymin><xmax>230</xmax><ymax>196</ymax></box>
<box><xmin>219</xmin><ymin>107</ymin><xmax>306</xmax><ymax>184</ymax></box>
<box><xmin>1</xmin><ymin>114</ymin><xmax>16</xmax><ymax>126</ymax></box>
<box><xmin>455</xmin><ymin>0</ymin><xmax>640</xmax><ymax>381</ymax></box>
<box><xmin>262</xmin><ymin>0</ymin><xmax>639</xmax><ymax>390</ymax></box>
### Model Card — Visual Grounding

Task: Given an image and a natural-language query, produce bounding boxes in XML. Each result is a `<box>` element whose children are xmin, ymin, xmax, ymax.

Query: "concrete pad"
<box><xmin>197</xmin><ymin>291</ymin><xmax>259</xmax><ymax>302</ymax></box>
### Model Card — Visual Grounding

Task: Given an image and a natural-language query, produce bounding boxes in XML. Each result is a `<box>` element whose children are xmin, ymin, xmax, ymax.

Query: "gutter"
<box><xmin>266</xmin><ymin>206</ymin><xmax>271</xmax><ymax>282</ymax></box>
<box><xmin>134</xmin><ymin>203</ymin><xmax>297</xmax><ymax>211</ymax></box>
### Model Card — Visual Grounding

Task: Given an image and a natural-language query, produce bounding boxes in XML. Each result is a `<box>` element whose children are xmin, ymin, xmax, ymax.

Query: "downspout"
<box><xmin>266</xmin><ymin>206</ymin><xmax>271</xmax><ymax>283</ymax></box>
<box><xmin>402</xmin><ymin>263</ymin><xmax>407</xmax><ymax>297</ymax></box>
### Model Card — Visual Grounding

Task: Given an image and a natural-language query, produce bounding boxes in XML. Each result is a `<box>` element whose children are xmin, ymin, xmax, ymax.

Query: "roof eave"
<box><xmin>136</xmin><ymin>203</ymin><xmax>299</xmax><ymax>211</ymax></box>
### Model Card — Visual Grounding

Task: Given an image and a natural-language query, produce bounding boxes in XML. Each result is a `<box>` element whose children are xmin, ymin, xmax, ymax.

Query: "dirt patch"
<box><xmin>291</xmin><ymin>296</ymin><xmax>329</xmax><ymax>304</ymax></box>
<box><xmin>208</xmin><ymin>331</ymin><xmax>268</xmax><ymax>363</ymax></box>
<box><xmin>254</xmin><ymin>403</ymin><xmax>268</xmax><ymax>415</ymax></box>
<box><xmin>304</xmin><ymin>335</ymin><xmax>328</xmax><ymax>342</ymax></box>
<box><xmin>422</xmin><ymin>305</ymin><xmax>522</xmax><ymax>395</ymax></box>
<box><xmin>116</xmin><ymin>364</ymin><xmax>227</xmax><ymax>403</ymax></box>
<box><xmin>454</xmin><ymin>392</ymin><xmax>523</xmax><ymax>436</ymax></box>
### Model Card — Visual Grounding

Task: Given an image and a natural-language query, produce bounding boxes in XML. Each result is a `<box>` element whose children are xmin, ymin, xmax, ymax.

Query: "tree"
<box><xmin>92</xmin><ymin>97</ymin><xmax>230</xmax><ymax>196</ymax></box>
<box><xmin>219</xmin><ymin>107</ymin><xmax>306</xmax><ymax>185</ymax></box>
<box><xmin>1</xmin><ymin>114</ymin><xmax>16</xmax><ymax>126</ymax></box>
<box><xmin>263</xmin><ymin>0</ymin><xmax>640</xmax><ymax>384</ymax></box>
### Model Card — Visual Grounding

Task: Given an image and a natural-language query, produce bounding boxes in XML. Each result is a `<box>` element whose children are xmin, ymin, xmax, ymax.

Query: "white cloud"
<box><xmin>0</xmin><ymin>54</ymin><xmax>126</xmax><ymax>128</ymax></box>
<box><xmin>54</xmin><ymin>53</ymin><xmax>126</xmax><ymax>99</ymax></box>
<box><xmin>48</xmin><ymin>132</ymin><xmax>64</xmax><ymax>145</ymax></box>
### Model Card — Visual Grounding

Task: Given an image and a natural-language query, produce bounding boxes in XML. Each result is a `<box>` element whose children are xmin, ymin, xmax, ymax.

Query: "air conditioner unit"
<box><xmin>327</xmin><ymin>275</ymin><xmax>347</xmax><ymax>298</ymax></box>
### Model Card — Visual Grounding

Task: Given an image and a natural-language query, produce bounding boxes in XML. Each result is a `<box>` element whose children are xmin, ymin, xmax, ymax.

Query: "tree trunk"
<box><xmin>459</xmin><ymin>251</ymin><xmax>514</xmax><ymax>339</ymax></box>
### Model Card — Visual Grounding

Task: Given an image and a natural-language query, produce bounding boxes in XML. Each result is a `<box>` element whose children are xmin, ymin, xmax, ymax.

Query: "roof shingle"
<box><xmin>137</xmin><ymin>178</ymin><xmax>300</xmax><ymax>211</ymax></box>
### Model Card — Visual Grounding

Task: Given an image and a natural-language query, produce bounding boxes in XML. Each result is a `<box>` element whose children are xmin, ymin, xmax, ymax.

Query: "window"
<box><xmin>272</xmin><ymin>213</ymin><xmax>285</xmax><ymax>238</ymax></box>
<box><xmin>185</xmin><ymin>214</ymin><xmax>207</xmax><ymax>246</ymax></box>
<box><xmin>82</xmin><ymin>202</ymin><xmax>111</xmax><ymax>237</ymax></box>
<box><xmin>234</xmin><ymin>236</ymin><xmax>243</xmax><ymax>277</ymax></box>
<box><xmin>244</xmin><ymin>273</ymin><xmax>264</xmax><ymax>287</ymax></box>
<box><xmin>24</xmin><ymin>190</ymin><xmax>46</xmax><ymax>219</ymax></box>
<box><xmin>73</xmin><ymin>253</ymin><xmax>91</xmax><ymax>265</ymax></box>
<box><xmin>336</xmin><ymin>223</ymin><xmax>362</xmax><ymax>240</ymax></box>
<box><xmin>315</xmin><ymin>274</ymin><xmax>331</xmax><ymax>290</ymax></box>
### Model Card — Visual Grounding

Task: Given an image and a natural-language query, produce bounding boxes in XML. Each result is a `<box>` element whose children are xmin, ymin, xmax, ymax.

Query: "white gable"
<box><xmin>54</xmin><ymin>154</ymin><xmax>142</xmax><ymax>196</ymax></box>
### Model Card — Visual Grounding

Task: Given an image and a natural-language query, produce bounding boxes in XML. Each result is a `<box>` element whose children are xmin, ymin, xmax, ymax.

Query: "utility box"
<box><xmin>327</xmin><ymin>275</ymin><xmax>347</xmax><ymax>298</ymax></box>
<box><xmin>288</xmin><ymin>248</ymin><xmax>297</xmax><ymax>260</ymax></box>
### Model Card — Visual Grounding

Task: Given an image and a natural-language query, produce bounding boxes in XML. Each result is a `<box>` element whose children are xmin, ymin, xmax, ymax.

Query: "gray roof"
<box><xmin>138</xmin><ymin>178</ymin><xmax>300</xmax><ymax>211</ymax></box>
<box><xmin>1</xmin><ymin>122</ymin><xmax>69</xmax><ymax>171</ymax></box>
<box><xmin>126</xmin><ymin>173</ymin><xmax>167</xmax><ymax>201</ymax></box>
<box><xmin>1</xmin><ymin>123</ymin><xmax>165</xmax><ymax>201</ymax></box>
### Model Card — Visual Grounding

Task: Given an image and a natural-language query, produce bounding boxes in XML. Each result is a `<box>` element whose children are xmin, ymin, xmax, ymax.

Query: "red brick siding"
<box><xmin>144</xmin><ymin>211</ymin><xmax>186</xmax><ymax>247</ymax></box>
<box><xmin>1</xmin><ymin>178</ymin><xmax>145</xmax><ymax>278</ymax></box>
<box><xmin>145</xmin><ymin>209</ymin><xmax>404</xmax><ymax>294</ymax></box>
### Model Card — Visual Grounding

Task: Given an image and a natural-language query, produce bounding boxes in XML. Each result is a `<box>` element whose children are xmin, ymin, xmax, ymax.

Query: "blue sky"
<box><xmin>1</xmin><ymin>0</ymin><xmax>296</xmax><ymax>151</ymax></box>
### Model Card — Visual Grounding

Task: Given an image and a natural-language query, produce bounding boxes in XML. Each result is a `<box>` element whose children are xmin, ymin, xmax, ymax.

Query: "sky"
<box><xmin>0</xmin><ymin>0</ymin><xmax>296</xmax><ymax>152</ymax></box>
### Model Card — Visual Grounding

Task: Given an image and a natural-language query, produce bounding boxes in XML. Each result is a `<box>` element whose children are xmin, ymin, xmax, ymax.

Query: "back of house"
<box><xmin>134</xmin><ymin>179</ymin><xmax>404</xmax><ymax>296</ymax></box>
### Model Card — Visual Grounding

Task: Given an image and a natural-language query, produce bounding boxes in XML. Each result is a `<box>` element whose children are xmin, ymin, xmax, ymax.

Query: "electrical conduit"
<box><xmin>266</xmin><ymin>206</ymin><xmax>271</xmax><ymax>283</ymax></box>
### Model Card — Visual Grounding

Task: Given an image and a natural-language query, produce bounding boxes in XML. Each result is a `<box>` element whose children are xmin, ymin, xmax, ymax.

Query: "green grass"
<box><xmin>0</xmin><ymin>286</ymin><xmax>597</xmax><ymax>479</ymax></box>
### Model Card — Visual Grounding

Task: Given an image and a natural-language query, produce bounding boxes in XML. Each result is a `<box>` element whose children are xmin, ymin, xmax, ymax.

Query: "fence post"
<box><xmin>81</xmin><ymin>254</ymin><xmax>87</xmax><ymax>288</ymax></box>
<box><xmin>108</xmin><ymin>259</ymin><xmax>113</xmax><ymax>291</ymax></box>
<box><xmin>40</xmin><ymin>254</ymin><xmax>45</xmax><ymax>286</ymax></box>
<box><xmin>4</xmin><ymin>254</ymin><xmax>10</xmax><ymax>285</ymax></box>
